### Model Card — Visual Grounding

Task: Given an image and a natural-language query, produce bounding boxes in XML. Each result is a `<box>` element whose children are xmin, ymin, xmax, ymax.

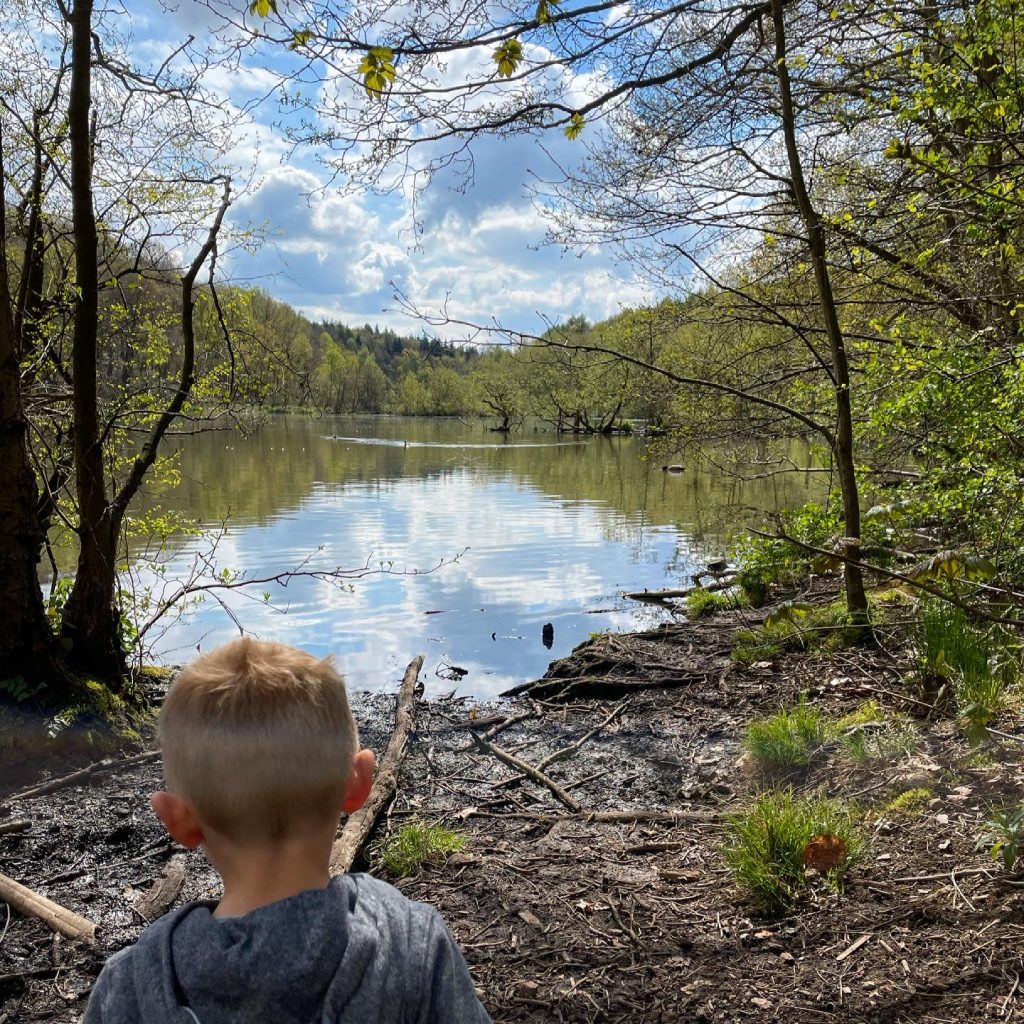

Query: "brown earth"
<box><xmin>3</xmin><ymin>603</ymin><xmax>1024</xmax><ymax>1023</ymax></box>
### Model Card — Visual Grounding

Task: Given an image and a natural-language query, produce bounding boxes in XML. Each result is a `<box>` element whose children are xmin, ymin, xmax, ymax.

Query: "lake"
<box><xmin>125</xmin><ymin>415</ymin><xmax>816</xmax><ymax>697</ymax></box>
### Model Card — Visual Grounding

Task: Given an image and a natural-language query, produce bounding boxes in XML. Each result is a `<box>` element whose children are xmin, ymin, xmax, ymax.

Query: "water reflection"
<box><xmin>124</xmin><ymin>415</ymin><xmax>818</xmax><ymax>697</ymax></box>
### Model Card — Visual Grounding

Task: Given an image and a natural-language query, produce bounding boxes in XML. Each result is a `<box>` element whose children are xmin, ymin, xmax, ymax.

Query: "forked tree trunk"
<box><xmin>771</xmin><ymin>0</ymin><xmax>870</xmax><ymax>624</ymax></box>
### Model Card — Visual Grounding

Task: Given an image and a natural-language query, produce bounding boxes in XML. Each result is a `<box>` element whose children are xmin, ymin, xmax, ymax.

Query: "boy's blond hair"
<box><xmin>158</xmin><ymin>637</ymin><xmax>358</xmax><ymax>843</ymax></box>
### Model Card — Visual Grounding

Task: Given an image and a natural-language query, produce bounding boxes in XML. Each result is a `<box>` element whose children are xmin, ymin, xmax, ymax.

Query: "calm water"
<box><xmin>125</xmin><ymin>416</ymin><xmax>816</xmax><ymax>697</ymax></box>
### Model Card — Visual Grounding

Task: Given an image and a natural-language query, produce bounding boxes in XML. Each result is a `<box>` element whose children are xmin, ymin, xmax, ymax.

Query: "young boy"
<box><xmin>84</xmin><ymin>638</ymin><xmax>492</xmax><ymax>1023</ymax></box>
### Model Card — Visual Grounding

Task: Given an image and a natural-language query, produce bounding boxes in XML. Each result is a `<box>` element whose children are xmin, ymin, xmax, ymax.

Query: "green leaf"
<box><xmin>564</xmin><ymin>112</ymin><xmax>586</xmax><ymax>140</ymax></box>
<box><xmin>358</xmin><ymin>46</ymin><xmax>396</xmax><ymax>99</ymax></box>
<box><xmin>536</xmin><ymin>0</ymin><xmax>562</xmax><ymax>24</ymax></box>
<box><xmin>249</xmin><ymin>0</ymin><xmax>276</xmax><ymax>17</ymax></box>
<box><xmin>493</xmin><ymin>38</ymin><xmax>524</xmax><ymax>78</ymax></box>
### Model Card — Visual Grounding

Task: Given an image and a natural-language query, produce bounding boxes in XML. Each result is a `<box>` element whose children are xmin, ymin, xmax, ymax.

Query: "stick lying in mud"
<box><xmin>0</xmin><ymin>872</ymin><xmax>96</xmax><ymax>944</ymax></box>
<box><xmin>134</xmin><ymin>854</ymin><xmax>187</xmax><ymax>923</ymax></box>
<box><xmin>493</xmin><ymin>699</ymin><xmax>629</xmax><ymax>791</ymax></box>
<box><xmin>470</xmin><ymin>732</ymin><xmax>582</xmax><ymax>813</ymax></box>
<box><xmin>2</xmin><ymin>750</ymin><xmax>161</xmax><ymax>808</ymax></box>
<box><xmin>330</xmin><ymin>655</ymin><xmax>424</xmax><ymax>875</ymax></box>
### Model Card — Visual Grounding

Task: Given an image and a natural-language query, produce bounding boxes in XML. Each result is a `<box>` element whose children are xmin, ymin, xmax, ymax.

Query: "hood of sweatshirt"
<box><xmin>129</xmin><ymin>874</ymin><xmax>413</xmax><ymax>1024</ymax></box>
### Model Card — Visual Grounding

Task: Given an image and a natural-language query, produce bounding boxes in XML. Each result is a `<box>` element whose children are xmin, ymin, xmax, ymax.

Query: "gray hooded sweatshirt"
<box><xmin>83</xmin><ymin>873</ymin><xmax>492</xmax><ymax>1024</ymax></box>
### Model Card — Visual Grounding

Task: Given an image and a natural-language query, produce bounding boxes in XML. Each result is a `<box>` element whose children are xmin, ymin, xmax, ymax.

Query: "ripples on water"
<box><xmin>125</xmin><ymin>415</ymin><xmax>816</xmax><ymax>697</ymax></box>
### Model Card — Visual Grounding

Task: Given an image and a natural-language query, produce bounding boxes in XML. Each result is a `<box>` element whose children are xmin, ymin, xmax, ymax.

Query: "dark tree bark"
<box><xmin>0</xmin><ymin>121</ymin><xmax>62</xmax><ymax>684</ymax></box>
<box><xmin>58</xmin><ymin>0</ymin><xmax>125</xmax><ymax>678</ymax></box>
<box><xmin>771</xmin><ymin>0</ymin><xmax>869</xmax><ymax>623</ymax></box>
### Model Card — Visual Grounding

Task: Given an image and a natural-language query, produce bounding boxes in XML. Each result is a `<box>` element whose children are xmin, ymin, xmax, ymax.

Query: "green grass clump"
<box><xmin>836</xmin><ymin>700</ymin><xmax>883</xmax><ymax>730</ymax></box>
<box><xmin>723</xmin><ymin>790</ymin><xmax>862</xmax><ymax>914</ymax></box>
<box><xmin>879</xmin><ymin>787</ymin><xmax>933</xmax><ymax>817</ymax></box>
<box><xmin>686</xmin><ymin>588</ymin><xmax>745</xmax><ymax>620</ymax></box>
<box><xmin>376</xmin><ymin>820</ymin><xmax>467</xmax><ymax>878</ymax></box>
<box><xmin>913</xmin><ymin>601</ymin><xmax>1007</xmax><ymax>742</ymax></box>
<box><xmin>744</xmin><ymin>700</ymin><xmax>831</xmax><ymax>774</ymax></box>
<box><xmin>836</xmin><ymin>701</ymin><xmax>919</xmax><ymax>766</ymax></box>
<box><xmin>730</xmin><ymin>625</ymin><xmax>792</xmax><ymax>665</ymax></box>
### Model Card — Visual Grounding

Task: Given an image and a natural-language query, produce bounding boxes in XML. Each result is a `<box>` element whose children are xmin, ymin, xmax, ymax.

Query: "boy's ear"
<box><xmin>341</xmin><ymin>749</ymin><xmax>376</xmax><ymax>814</ymax></box>
<box><xmin>150</xmin><ymin>791</ymin><xmax>205</xmax><ymax>849</ymax></box>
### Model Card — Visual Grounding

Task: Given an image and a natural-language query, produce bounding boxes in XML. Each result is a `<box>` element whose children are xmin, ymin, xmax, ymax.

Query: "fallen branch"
<box><xmin>454</xmin><ymin>709</ymin><xmax>538</xmax><ymax>751</ymax></box>
<box><xmin>3</xmin><ymin>751</ymin><xmax>160</xmax><ymax>807</ymax></box>
<box><xmin>469</xmin><ymin>732</ymin><xmax>582</xmax><ymax>813</ymax></box>
<box><xmin>330</xmin><ymin>656</ymin><xmax>423</xmax><ymax>874</ymax></box>
<box><xmin>0</xmin><ymin>820</ymin><xmax>30</xmax><ymax>836</ymax></box>
<box><xmin>624</xmin><ymin>579</ymin><xmax>735</xmax><ymax>602</ymax></box>
<box><xmin>134</xmin><ymin>854</ymin><xmax>186</xmax><ymax>922</ymax></box>
<box><xmin>505</xmin><ymin>673</ymin><xmax>706</xmax><ymax>700</ymax></box>
<box><xmin>493</xmin><ymin>700</ymin><xmax>628</xmax><ymax>790</ymax></box>
<box><xmin>0</xmin><ymin>872</ymin><xmax>96</xmax><ymax>944</ymax></box>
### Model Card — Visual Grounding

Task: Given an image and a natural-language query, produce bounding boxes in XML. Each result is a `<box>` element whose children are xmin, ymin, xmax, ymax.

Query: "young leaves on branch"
<box><xmin>493</xmin><ymin>38</ymin><xmax>523</xmax><ymax>78</ymax></box>
<box><xmin>249</xmin><ymin>0</ymin><xmax>277</xmax><ymax>17</ymax></box>
<box><xmin>564</xmin><ymin>112</ymin><xmax>586</xmax><ymax>140</ymax></box>
<box><xmin>359</xmin><ymin>47</ymin><xmax>397</xmax><ymax>99</ymax></box>
<box><xmin>290</xmin><ymin>29</ymin><xmax>315</xmax><ymax>50</ymax></box>
<box><xmin>536</xmin><ymin>0</ymin><xmax>562</xmax><ymax>25</ymax></box>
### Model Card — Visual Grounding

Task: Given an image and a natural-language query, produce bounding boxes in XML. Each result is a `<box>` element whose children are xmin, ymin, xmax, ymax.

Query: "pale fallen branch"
<box><xmin>134</xmin><ymin>854</ymin><xmax>187</xmax><ymax>922</ymax></box>
<box><xmin>0</xmin><ymin>820</ymin><xmax>31</xmax><ymax>836</ymax></box>
<box><xmin>0</xmin><ymin>872</ymin><xmax>96</xmax><ymax>944</ymax></box>
<box><xmin>330</xmin><ymin>656</ymin><xmax>423</xmax><ymax>874</ymax></box>
<box><xmin>469</xmin><ymin>733</ymin><xmax>582</xmax><ymax>813</ymax></box>
<box><xmin>623</xmin><ymin>579</ymin><xmax>735</xmax><ymax>602</ymax></box>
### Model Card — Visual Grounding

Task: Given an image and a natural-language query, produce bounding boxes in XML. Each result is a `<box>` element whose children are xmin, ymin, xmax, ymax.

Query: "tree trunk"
<box><xmin>0</xmin><ymin>123</ymin><xmax>62</xmax><ymax>685</ymax></box>
<box><xmin>59</xmin><ymin>0</ymin><xmax>126</xmax><ymax>679</ymax></box>
<box><xmin>771</xmin><ymin>0</ymin><xmax>869</xmax><ymax>624</ymax></box>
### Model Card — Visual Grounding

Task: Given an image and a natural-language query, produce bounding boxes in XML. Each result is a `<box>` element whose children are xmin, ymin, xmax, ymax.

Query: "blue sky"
<box><xmin>126</xmin><ymin>1</ymin><xmax>657</xmax><ymax>338</ymax></box>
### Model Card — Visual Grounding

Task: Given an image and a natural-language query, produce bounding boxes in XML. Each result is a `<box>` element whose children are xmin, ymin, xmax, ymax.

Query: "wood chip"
<box><xmin>836</xmin><ymin>934</ymin><xmax>871</xmax><ymax>962</ymax></box>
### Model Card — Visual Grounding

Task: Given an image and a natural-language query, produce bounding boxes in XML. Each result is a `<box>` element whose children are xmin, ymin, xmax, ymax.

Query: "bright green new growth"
<box><xmin>685</xmin><ymin>588</ymin><xmax>746</xmax><ymax>620</ymax></box>
<box><xmin>743</xmin><ymin>700</ymin><xmax>830</xmax><ymax>774</ymax></box>
<box><xmin>376</xmin><ymin>820</ymin><xmax>467</xmax><ymax>877</ymax></box>
<box><xmin>977</xmin><ymin>805</ymin><xmax>1024</xmax><ymax>871</ymax></box>
<box><xmin>913</xmin><ymin>601</ymin><xmax>1006</xmax><ymax>742</ymax></box>
<box><xmin>723</xmin><ymin>790</ymin><xmax>862</xmax><ymax>914</ymax></box>
<box><xmin>879</xmin><ymin>787</ymin><xmax>933</xmax><ymax>817</ymax></box>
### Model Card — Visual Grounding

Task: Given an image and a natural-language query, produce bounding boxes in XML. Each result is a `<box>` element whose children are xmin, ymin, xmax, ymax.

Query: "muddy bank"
<box><xmin>3</xmin><ymin>610</ymin><xmax>1024</xmax><ymax>1023</ymax></box>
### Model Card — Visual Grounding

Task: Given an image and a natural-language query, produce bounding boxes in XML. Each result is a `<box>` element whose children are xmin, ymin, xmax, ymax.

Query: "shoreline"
<box><xmin>3</xmin><ymin>601</ymin><xmax>1024</xmax><ymax>1022</ymax></box>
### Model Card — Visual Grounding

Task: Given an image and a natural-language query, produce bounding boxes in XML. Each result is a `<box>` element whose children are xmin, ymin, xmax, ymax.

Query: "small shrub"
<box><xmin>976</xmin><ymin>805</ymin><xmax>1024</xmax><ymax>870</ymax></box>
<box><xmin>686</xmin><ymin>588</ymin><xmax>745</xmax><ymax>620</ymax></box>
<box><xmin>375</xmin><ymin>820</ymin><xmax>467</xmax><ymax>878</ymax></box>
<box><xmin>744</xmin><ymin>700</ymin><xmax>831</xmax><ymax>774</ymax></box>
<box><xmin>723</xmin><ymin>790</ymin><xmax>862</xmax><ymax>914</ymax></box>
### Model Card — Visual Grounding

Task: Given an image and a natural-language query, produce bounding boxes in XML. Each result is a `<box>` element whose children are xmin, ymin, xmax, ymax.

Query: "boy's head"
<box><xmin>154</xmin><ymin>638</ymin><xmax>372</xmax><ymax>847</ymax></box>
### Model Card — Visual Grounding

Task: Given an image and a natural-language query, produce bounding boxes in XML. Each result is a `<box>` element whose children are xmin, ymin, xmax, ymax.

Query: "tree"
<box><xmin>1</xmin><ymin>0</ymin><xmax>237</xmax><ymax>684</ymax></box>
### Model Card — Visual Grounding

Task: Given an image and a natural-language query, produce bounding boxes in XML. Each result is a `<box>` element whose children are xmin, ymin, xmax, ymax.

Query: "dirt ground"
<box><xmin>3</xmin><ymin>604</ymin><xmax>1024</xmax><ymax>1023</ymax></box>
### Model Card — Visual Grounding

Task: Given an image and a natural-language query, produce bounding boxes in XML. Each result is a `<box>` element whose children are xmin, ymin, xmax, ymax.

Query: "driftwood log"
<box><xmin>0</xmin><ymin>872</ymin><xmax>96</xmax><ymax>944</ymax></box>
<box><xmin>134</xmin><ymin>854</ymin><xmax>187</xmax><ymax>922</ymax></box>
<box><xmin>330</xmin><ymin>655</ymin><xmax>423</xmax><ymax>874</ymax></box>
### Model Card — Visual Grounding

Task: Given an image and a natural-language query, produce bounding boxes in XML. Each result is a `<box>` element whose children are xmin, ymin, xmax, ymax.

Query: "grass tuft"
<box><xmin>723</xmin><ymin>789</ymin><xmax>862</xmax><ymax>914</ymax></box>
<box><xmin>686</xmin><ymin>588</ymin><xmax>746</xmax><ymax>620</ymax></box>
<box><xmin>375</xmin><ymin>819</ymin><xmax>467</xmax><ymax>878</ymax></box>
<box><xmin>744</xmin><ymin>700</ymin><xmax>831</xmax><ymax>775</ymax></box>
